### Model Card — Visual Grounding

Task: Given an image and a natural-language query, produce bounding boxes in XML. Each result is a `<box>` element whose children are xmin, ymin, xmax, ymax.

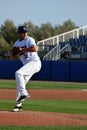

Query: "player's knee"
<box><xmin>15</xmin><ymin>70</ymin><xmax>22</xmax><ymax>78</ymax></box>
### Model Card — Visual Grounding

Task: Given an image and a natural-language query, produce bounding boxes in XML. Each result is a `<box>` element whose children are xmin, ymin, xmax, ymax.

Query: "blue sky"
<box><xmin>0</xmin><ymin>0</ymin><xmax>87</xmax><ymax>27</ymax></box>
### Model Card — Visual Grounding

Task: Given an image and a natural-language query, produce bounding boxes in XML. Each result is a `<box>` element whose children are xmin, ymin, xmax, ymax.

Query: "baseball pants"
<box><xmin>15</xmin><ymin>60</ymin><xmax>41</xmax><ymax>102</ymax></box>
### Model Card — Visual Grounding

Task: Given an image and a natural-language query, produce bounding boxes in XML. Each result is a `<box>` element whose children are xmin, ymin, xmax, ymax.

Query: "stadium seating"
<box><xmin>37</xmin><ymin>25</ymin><xmax>87</xmax><ymax>60</ymax></box>
<box><xmin>62</xmin><ymin>35</ymin><xmax>87</xmax><ymax>59</ymax></box>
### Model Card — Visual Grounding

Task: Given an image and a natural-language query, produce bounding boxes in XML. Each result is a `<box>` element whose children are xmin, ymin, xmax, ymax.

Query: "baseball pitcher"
<box><xmin>12</xmin><ymin>25</ymin><xmax>41</xmax><ymax>112</ymax></box>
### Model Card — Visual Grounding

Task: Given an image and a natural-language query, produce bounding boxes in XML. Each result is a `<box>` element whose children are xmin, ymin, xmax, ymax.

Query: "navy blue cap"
<box><xmin>18</xmin><ymin>26</ymin><xmax>27</xmax><ymax>33</ymax></box>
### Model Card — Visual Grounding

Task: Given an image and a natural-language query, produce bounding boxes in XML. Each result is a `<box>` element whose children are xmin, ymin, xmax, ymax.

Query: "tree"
<box><xmin>40</xmin><ymin>22</ymin><xmax>55</xmax><ymax>39</ymax></box>
<box><xmin>0</xmin><ymin>19</ymin><xmax>17</xmax><ymax>45</ymax></box>
<box><xmin>0</xmin><ymin>35</ymin><xmax>11</xmax><ymax>59</ymax></box>
<box><xmin>54</xmin><ymin>19</ymin><xmax>78</xmax><ymax>35</ymax></box>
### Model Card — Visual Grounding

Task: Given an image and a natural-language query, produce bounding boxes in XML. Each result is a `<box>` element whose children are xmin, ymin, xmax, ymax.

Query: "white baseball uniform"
<box><xmin>13</xmin><ymin>36</ymin><xmax>41</xmax><ymax>102</ymax></box>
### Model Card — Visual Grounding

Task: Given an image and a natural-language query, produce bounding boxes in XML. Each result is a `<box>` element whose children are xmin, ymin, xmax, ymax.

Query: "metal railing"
<box><xmin>37</xmin><ymin>25</ymin><xmax>87</xmax><ymax>47</ymax></box>
<box><xmin>43</xmin><ymin>44</ymin><xmax>71</xmax><ymax>60</ymax></box>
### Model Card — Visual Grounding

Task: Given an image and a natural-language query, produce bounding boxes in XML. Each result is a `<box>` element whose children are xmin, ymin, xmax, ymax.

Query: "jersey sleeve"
<box><xmin>28</xmin><ymin>37</ymin><xmax>36</xmax><ymax>48</ymax></box>
<box><xmin>13</xmin><ymin>40</ymin><xmax>19</xmax><ymax>47</ymax></box>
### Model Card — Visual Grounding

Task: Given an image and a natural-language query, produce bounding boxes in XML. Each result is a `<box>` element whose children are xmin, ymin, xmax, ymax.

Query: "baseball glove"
<box><xmin>12</xmin><ymin>47</ymin><xmax>21</xmax><ymax>56</ymax></box>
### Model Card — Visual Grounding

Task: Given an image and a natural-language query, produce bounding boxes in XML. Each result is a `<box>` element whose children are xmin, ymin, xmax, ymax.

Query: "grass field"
<box><xmin>0</xmin><ymin>79</ymin><xmax>87</xmax><ymax>89</ymax></box>
<box><xmin>0</xmin><ymin>99</ymin><xmax>87</xmax><ymax>114</ymax></box>
<box><xmin>0</xmin><ymin>80</ymin><xmax>87</xmax><ymax>130</ymax></box>
<box><xmin>0</xmin><ymin>126</ymin><xmax>87</xmax><ymax>130</ymax></box>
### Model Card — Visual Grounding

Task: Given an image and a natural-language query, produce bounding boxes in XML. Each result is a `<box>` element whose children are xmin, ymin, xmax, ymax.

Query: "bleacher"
<box><xmin>37</xmin><ymin>25</ymin><xmax>87</xmax><ymax>60</ymax></box>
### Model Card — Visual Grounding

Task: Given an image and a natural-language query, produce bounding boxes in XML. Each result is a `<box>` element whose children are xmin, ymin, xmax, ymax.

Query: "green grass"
<box><xmin>0</xmin><ymin>126</ymin><xmax>87</xmax><ymax>130</ymax></box>
<box><xmin>0</xmin><ymin>99</ymin><xmax>87</xmax><ymax>114</ymax></box>
<box><xmin>0</xmin><ymin>80</ymin><xmax>87</xmax><ymax>90</ymax></box>
<box><xmin>24</xmin><ymin>100</ymin><xmax>87</xmax><ymax>114</ymax></box>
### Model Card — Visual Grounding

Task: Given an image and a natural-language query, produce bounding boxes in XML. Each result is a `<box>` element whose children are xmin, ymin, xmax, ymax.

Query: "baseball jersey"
<box><xmin>13</xmin><ymin>36</ymin><xmax>40</xmax><ymax>64</ymax></box>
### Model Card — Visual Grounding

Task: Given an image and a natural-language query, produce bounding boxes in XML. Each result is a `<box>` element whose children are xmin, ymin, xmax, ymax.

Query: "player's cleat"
<box><xmin>12</xmin><ymin>106</ymin><xmax>22</xmax><ymax>112</ymax></box>
<box><xmin>17</xmin><ymin>95</ymin><xmax>29</xmax><ymax>103</ymax></box>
